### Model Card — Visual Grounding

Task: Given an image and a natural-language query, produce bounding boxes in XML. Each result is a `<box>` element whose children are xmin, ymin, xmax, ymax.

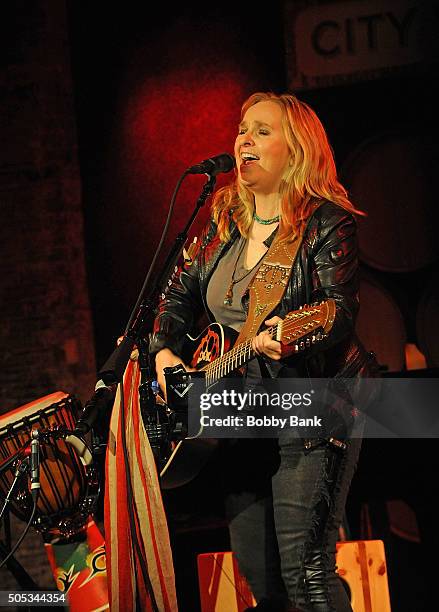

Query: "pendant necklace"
<box><xmin>224</xmin><ymin>239</ymin><xmax>266</xmax><ymax>306</ymax></box>
<box><xmin>253</xmin><ymin>211</ymin><xmax>280</xmax><ymax>225</ymax></box>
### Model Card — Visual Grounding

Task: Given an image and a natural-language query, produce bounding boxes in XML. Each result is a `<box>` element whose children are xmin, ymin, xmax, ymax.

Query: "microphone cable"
<box><xmin>0</xmin><ymin>498</ymin><xmax>37</xmax><ymax>571</ymax></box>
<box><xmin>124</xmin><ymin>170</ymin><xmax>189</xmax><ymax>335</ymax></box>
<box><xmin>114</xmin><ymin>171</ymin><xmax>190</xmax><ymax>610</ymax></box>
<box><xmin>105</xmin><ymin>157</ymin><xmax>231</xmax><ymax>606</ymax></box>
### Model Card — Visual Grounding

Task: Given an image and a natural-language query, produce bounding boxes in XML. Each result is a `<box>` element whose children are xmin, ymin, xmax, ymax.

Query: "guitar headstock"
<box><xmin>278</xmin><ymin>299</ymin><xmax>336</xmax><ymax>352</ymax></box>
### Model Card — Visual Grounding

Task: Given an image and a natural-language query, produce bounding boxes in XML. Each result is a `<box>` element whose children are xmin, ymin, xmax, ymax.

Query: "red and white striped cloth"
<box><xmin>104</xmin><ymin>358</ymin><xmax>177</xmax><ymax>611</ymax></box>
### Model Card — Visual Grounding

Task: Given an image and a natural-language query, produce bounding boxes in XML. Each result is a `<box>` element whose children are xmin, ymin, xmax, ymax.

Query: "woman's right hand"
<box><xmin>154</xmin><ymin>348</ymin><xmax>187</xmax><ymax>401</ymax></box>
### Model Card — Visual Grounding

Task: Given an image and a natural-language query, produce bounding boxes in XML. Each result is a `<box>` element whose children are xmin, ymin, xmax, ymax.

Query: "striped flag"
<box><xmin>104</xmin><ymin>358</ymin><xmax>177</xmax><ymax>611</ymax></box>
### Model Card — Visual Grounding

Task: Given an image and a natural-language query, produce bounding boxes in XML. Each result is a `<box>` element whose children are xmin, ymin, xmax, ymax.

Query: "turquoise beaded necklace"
<box><xmin>253</xmin><ymin>211</ymin><xmax>280</xmax><ymax>225</ymax></box>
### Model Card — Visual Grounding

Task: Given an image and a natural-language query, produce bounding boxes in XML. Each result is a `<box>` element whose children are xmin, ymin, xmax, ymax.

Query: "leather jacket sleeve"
<box><xmin>305</xmin><ymin>206</ymin><xmax>360</xmax><ymax>353</ymax></box>
<box><xmin>149</xmin><ymin>220</ymin><xmax>215</xmax><ymax>358</ymax></box>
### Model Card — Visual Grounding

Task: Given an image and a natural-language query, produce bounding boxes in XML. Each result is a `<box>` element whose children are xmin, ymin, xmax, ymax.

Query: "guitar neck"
<box><xmin>200</xmin><ymin>301</ymin><xmax>335</xmax><ymax>388</ymax></box>
<box><xmin>203</xmin><ymin>326</ymin><xmax>277</xmax><ymax>389</ymax></box>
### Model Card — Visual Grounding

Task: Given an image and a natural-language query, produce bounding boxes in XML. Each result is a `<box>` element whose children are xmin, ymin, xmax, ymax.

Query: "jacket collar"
<box><xmin>263</xmin><ymin>226</ymin><xmax>278</xmax><ymax>248</ymax></box>
<box><xmin>228</xmin><ymin>211</ymin><xmax>278</xmax><ymax>248</ymax></box>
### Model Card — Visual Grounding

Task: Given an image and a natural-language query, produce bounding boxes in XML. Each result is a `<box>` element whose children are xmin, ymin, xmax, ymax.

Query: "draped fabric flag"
<box><xmin>104</xmin><ymin>357</ymin><xmax>177</xmax><ymax>611</ymax></box>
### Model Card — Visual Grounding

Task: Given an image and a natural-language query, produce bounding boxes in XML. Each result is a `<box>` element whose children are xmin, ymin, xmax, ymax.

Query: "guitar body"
<box><xmin>159</xmin><ymin>301</ymin><xmax>336</xmax><ymax>488</ymax></box>
<box><xmin>160</xmin><ymin>323</ymin><xmax>236</xmax><ymax>489</ymax></box>
<box><xmin>183</xmin><ymin>322</ymin><xmax>238</xmax><ymax>371</ymax></box>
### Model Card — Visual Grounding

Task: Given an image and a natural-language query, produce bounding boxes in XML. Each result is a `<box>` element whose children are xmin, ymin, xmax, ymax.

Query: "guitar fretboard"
<box><xmin>202</xmin><ymin>305</ymin><xmax>327</xmax><ymax>388</ymax></box>
<box><xmin>203</xmin><ymin>329</ymin><xmax>274</xmax><ymax>389</ymax></box>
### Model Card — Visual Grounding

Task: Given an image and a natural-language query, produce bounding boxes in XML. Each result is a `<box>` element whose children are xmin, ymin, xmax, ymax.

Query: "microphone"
<box><xmin>186</xmin><ymin>153</ymin><xmax>235</xmax><ymax>176</ymax></box>
<box><xmin>30</xmin><ymin>429</ymin><xmax>40</xmax><ymax>500</ymax></box>
<box><xmin>74</xmin><ymin>380</ymin><xmax>115</xmax><ymax>437</ymax></box>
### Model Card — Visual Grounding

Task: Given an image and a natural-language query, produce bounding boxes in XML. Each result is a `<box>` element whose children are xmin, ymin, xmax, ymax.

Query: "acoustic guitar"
<box><xmin>158</xmin><ymin>299</ymin><xmax>336</xmax><ymax>488</ymax></box>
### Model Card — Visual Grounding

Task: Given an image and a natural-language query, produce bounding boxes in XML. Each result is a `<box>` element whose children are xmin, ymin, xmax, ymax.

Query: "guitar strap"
<box><xmin>235</xmin><ymin>207</ymin><xmax>319</xmax><ymax>344</ymax></box>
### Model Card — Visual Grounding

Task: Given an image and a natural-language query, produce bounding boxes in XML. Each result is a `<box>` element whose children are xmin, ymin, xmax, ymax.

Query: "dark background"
<box><xmin>1</xmin><ymin>1</ymin><xmax>439</xmax><ymax>610</ymax></box>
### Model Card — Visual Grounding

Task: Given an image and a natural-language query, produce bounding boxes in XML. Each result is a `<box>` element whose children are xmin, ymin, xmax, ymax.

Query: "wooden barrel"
<box><xmin>356</xmin><ymin>274</ymin><xmax>406</xmax><ymax>373</ymax></box>
<box><xmin>416</xmin><ymin>280</ymin><xmax>439</xmax><ymax>368</ymax></box>
<box><xmin>341</xmin><ymin>132</ymin><xmax>437</xmax><ymax>272</ymax></box>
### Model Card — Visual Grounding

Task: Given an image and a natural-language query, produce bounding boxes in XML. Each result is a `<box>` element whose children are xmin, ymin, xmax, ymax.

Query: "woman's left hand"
<box><xmin>252</xmin><ymin>317</ymin><xmax>282</xmax><ymax>360</ymax></box>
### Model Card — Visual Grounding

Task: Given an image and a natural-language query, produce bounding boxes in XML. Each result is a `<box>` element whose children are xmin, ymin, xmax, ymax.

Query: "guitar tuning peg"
<box><xmin>305</xmin><ymin>338</ymin><xmax>311</xmax><ymax>347</ymax></box>
<box><xmin>299</xmin><ymin>305</ymin><xmax>303</xmax><ymax>310</ymax></box>
<box><xmin>311</xmin><ymin>335</ymin><xmax>316</xmax><ymax>343</ymax></box>
<box><xmin>299</xmin><ymin>341</ymin><xmax>305</xmax><ymax>350</ymax></box>
<box><xmin>294</xmin><ymin>344</ymin><xmax>300</xmax><ymax>352</ymax></box>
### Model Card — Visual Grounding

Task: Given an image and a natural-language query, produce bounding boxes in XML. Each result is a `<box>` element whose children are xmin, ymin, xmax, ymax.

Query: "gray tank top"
<box><xmin>207</xmin><ymin>236</ymin><xmax>267</xmax><ymax>384</ymax></box>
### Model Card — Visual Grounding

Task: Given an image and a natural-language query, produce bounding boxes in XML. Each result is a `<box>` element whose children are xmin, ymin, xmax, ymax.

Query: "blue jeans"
<box><xmin>224</xmin><ymin>437</ymin><xmax>362</xmax><ymax>611</ymax></box>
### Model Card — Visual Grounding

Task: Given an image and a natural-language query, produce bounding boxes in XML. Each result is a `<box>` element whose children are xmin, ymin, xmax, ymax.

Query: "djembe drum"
<box><xmin>0</xmin><ymin>392</ymin><xmax>109</xmax><ymax>611</ymax></box>
<box><xmin>0</xmin><ymin>391</ymin><xmax>98</xmax><ymax>539</ymax></box>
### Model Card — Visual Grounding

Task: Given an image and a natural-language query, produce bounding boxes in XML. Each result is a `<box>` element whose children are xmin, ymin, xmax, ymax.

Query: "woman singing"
<box><xmin>150</xmin><ymin>92</ymin><xmax>377</xmax><ymax>612</ymax></box>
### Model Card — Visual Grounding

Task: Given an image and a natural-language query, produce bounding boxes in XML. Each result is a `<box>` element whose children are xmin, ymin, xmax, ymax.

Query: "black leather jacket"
<box><xmin>150</xmin><ymin>201</ymin><xmax>373</xmax><ymax>376</ymax></box>
<box><xmin>150</xmin><ymin>201</ymin><xmax>377</xmax><ymax>441</ymax></box>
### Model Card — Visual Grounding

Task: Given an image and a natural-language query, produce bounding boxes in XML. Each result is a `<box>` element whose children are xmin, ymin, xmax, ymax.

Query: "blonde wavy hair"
<box><xmin>211</xmin><ymin>91</ymin><xmax>364</xmax><ymax>242</ymax></box>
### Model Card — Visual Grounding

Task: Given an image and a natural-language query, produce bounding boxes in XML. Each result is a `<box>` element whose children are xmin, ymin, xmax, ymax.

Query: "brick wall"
<box><xmin>0</xmin><ymin>2</ymin><xmax>96</xmax><ymax>409</ymax></box>
<box><xmin>0</xmin><ymin>1</ymin><xmax>97</xmax><ymax>590</ymax></box>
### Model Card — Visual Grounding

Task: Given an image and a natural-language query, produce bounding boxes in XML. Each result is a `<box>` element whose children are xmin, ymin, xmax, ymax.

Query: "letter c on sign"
<box><xmin>312</xmin><ymin>20</ymin><xmax>340</xmax><ymax>56</ymax></box>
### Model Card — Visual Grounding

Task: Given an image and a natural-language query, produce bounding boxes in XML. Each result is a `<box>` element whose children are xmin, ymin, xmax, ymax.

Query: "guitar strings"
<box><xmin>208</xmin><ymin>314</ymin><xmax>306</xmax><ymax>378</ymax></box>
<box><xmin>206</xmin><ymin>323</ymin><xmax>293</xmax><ymax>385</ymax></box>
<box><xmin>204</xmin><ymin>306</ymin><xmax>325</xmax><ymax>386</ymax></box>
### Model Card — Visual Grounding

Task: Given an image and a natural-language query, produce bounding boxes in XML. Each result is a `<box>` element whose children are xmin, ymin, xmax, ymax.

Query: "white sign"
<box><xmin>285</xmin><ymin>0</ymin><xmax>438</xmax><ymax>89</ymax></box>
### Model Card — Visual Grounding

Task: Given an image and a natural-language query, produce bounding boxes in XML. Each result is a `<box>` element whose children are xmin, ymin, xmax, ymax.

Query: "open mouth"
<box><xmin>241</xmin><ymin>152</ymin><xmax>260</xmax><ymax>165</ymax></box>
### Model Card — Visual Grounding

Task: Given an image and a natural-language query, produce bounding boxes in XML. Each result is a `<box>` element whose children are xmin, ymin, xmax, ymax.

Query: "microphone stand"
<box><xmin>80</xmin><ymin>168</ymin><xmax>220</xmax><ymax>611</ymax></box>
<box><xmin>97</xmin><ymin>172</ymin><xmax>217</xmax><ymax>463</ymax></box>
